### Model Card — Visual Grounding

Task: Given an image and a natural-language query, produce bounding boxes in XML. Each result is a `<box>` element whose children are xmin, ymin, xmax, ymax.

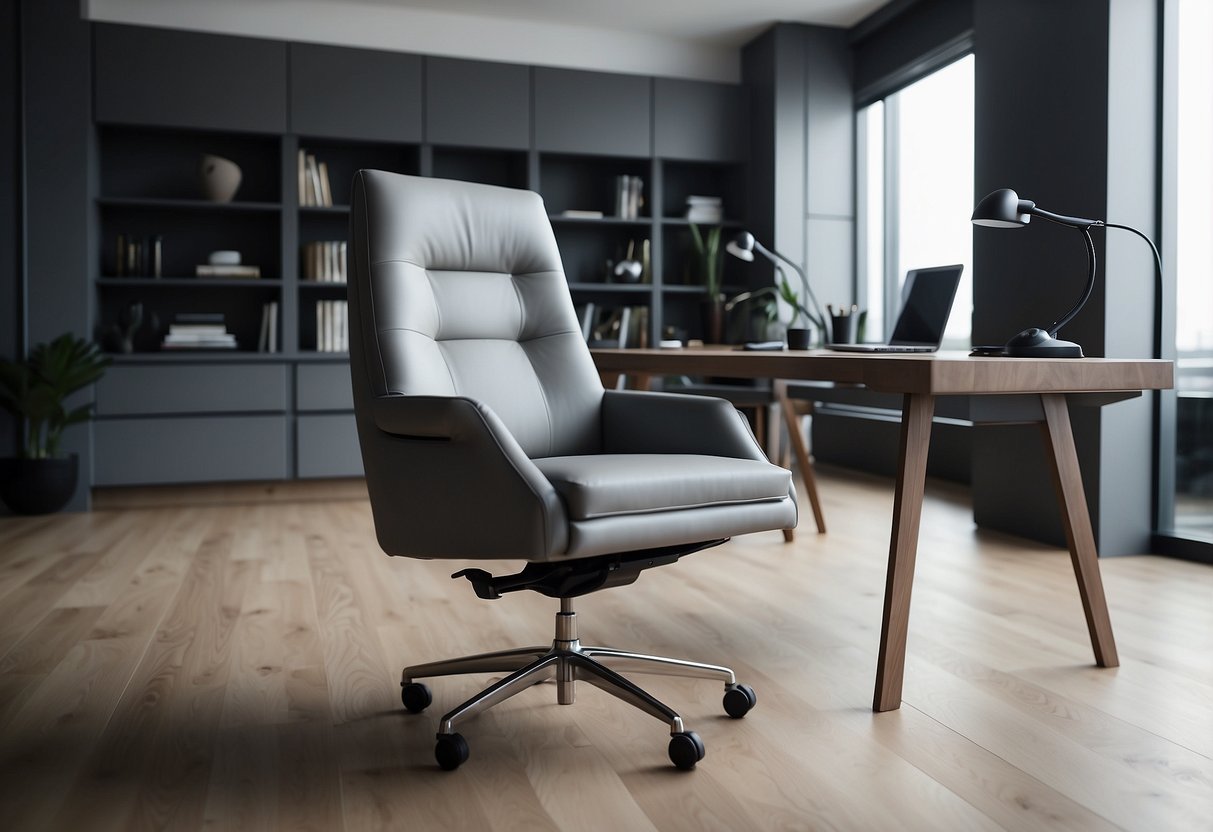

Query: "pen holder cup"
<box><xmin>830</xmin><ymin>314</ymin><xmax>858</xmax><ymax>345</ymax></box>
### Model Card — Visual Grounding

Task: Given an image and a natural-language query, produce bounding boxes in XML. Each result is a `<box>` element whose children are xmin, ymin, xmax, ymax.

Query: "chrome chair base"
<box><xmin>401</xmin><ymin>598</ymin><xmax>752</xmax><ymax>769</ymax></box>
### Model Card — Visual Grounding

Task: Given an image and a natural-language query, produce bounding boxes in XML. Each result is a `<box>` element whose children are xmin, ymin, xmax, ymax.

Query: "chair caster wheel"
<box><xmin>723</xmin><ymin>683</ymin><xmax>757</xmax><ymax>718</ymax></box>
<box><xmin>435</xmin><ymin>732</ymin><xmax>470</xmax><ymax>771</ymax></box>
<box><xmin>401</xmin><ymin>682</ymin><xmax>432</xmax><ymax>713</ymax></box>
<box><xmin>668</xmin><ymin>731</ymin><xmax>705</xmax><ymax>770</ymax></box>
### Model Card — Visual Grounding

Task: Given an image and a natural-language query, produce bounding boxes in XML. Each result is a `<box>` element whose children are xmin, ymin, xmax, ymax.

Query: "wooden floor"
<box><xmin>1</xmin><ymin>468</ymin><xmax>1211</xmax><ymax>831</ymax></box>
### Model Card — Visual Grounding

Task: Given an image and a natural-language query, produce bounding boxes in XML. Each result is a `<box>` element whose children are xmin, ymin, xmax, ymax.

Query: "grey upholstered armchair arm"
<box><xmin>601</xmin><ymin>389</ymin><xmax>769</xmax><ymax>462</ymax></box>
<box><xmin>367</xmin><ymin>395</ymin><xmax>569</xmax><ymax>559</ymax></box>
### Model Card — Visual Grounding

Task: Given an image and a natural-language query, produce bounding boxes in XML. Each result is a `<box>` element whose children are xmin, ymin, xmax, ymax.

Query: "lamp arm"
<box><xmin>752</xmin><ymin>241</ymin><xmax>828</xmax><ymax>331</ymax></box>
<box><xmin>1105</xmin><ymin>222</ymin><xmax>1165</xmax><ymax>362</ymax></box>
<box><xmin>1048</xmin><ymin>226</ymin><xmax>1097</xmax><ymax>337</ymax></box>
<box><xmin>1038</xmin><ymin>216</ymin><xmax>1165</xmax><ymax>359</ymax></box>
<box><xmin>1030</xmin><ymin>206</ymin><xmax>1102</xmax><ymax>228</ymax></box>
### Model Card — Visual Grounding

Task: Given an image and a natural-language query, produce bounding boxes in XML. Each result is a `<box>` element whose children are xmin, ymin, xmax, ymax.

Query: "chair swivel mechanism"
<box><xmin>349</xmin><ymin>171</ymin><xmax>798</xmax><ymax>770</ymax></box>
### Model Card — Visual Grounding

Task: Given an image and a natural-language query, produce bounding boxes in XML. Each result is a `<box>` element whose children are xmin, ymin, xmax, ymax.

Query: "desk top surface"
<box><xmin>589</xmin><ymin>348</ymin><xmax>1174</xmax><ymax>396</ymax></box>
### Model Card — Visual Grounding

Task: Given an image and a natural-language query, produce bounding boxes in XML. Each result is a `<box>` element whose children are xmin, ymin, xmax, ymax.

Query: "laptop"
<box><xmin>828</xmin><ymin>264</ymin><xmax>963</xmax><ymax>353</ymax></box>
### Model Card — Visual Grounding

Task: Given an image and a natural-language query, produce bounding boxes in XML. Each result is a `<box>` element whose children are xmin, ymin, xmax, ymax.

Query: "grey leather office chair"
<box><xmin>349</xmin><ymin>171</ymin><xmax>797</xmax><ymax>771</ymax></box>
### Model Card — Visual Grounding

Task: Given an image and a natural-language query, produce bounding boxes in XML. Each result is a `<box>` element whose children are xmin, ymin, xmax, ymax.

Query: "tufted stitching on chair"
<box><xmin>510</xmin><ymin>274</ymin><xmax>555</xmax><ymax>456</ymax></box>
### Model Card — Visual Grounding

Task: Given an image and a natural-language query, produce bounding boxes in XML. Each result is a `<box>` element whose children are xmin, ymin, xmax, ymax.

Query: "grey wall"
<box><xmin>1</xmin><ymin>0</ymin><xmax>21</xmax><ymax>460</ymax></box>
<box><xmin>20</xmin><ymin>0</ymin><xmax>95</xmax><ymax>509</ymax></box>
<box><xmin>742</xmin><ymin>23</ymin><xmax>854</xmax><ymax>312</ymax></box>
<box><xmin>972</xmin><ymin>0</ymin><xmax>1158</xmax><ymax>555</ymax></box>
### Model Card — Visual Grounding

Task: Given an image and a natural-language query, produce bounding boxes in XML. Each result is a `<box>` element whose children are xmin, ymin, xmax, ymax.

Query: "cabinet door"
<box><xmin>290</xmin><ymin>44</ymin><xmax>422</xmax><ymax>142</ymax></box>
<box><xmin>96</xmin><ymin>364</ymin><xmax>288</xmax><ymax>416</ymax></box>
<box><xmin>94</xmin><ymin>415</ymin><xmax>288</xmax><ymax>485</ymax></box>
<box><xmin>425</xmin><ymin>57</ymin><xmax>529</xmax><ymax>150</ymax></box>
<box><xmin>94</xmin><ymin>24</ymin><xmax>286</xmax><ymax>132</ymax></box>
<box><xmin>296</xmin><ymin>363</ymin><xmax>354</xmax><ymax>411</ymax></box>
<box><xmin>654</xmin><ymin>79</ymin><xmax>746</xmax><ymax>162</ymax></box>
<box><xmin>534</xmin><ymin>68</ymin><xmax>651</xmax><ymax>157</ymax></box>
<box><xmin>297</xmin><ymin>414</ymin><xmax>363</xmax><ymax>478</ymax></box>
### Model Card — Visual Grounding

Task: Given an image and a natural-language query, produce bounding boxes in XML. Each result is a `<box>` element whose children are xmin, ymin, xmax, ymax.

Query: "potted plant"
<box><xmin>690</xmin><ymin>224</ymin><xmax>725</xmax><ymax>343</ymax></box>
<box><xmin>778</xmin><ymin>276</ymin><xmax>827</xmax><ymax>349</ymax></box>
<box><xmin>0</xmin><ymin>334</ymin><xmax>110</xmax><ymax>514</ymax></box>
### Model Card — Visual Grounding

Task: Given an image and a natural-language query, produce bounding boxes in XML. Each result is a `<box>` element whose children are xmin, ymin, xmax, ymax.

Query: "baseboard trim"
<box><xmin>91</xmin><ymin>477</ymin><xmax>369</xmax><ymax>510</ymax></box>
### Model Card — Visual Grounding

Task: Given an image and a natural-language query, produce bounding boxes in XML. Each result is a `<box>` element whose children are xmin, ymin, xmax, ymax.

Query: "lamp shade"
<box><xmin>726</xmin><ymin>232</ymin><xmax>755</xmax><ymax>262</ymax></box>
<box><xmin>971</xmin><ymin>188</ymin><xmax>1035</xmax><ymax>228</ymax></box>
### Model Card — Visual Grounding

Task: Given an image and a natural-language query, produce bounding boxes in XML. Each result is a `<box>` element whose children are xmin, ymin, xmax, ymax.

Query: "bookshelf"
<box><xmin>86</xmin><ymin>23</ymin><xmax>753</xmax><ymax>486</ymax></box>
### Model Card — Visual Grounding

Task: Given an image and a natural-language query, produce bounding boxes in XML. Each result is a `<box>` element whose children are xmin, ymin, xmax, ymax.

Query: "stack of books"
<box><xmin>161</xmin><ymin>313</ymin><xmax>237</xmax><ymax>351</ymax></box>
<box><xmin>298</xmin><ymin>149</ymin><xmax>333</xmax><ymax>207</ymax></box>
<box><xmin>302</xmin><ymin>241</ymin><xmax>347</xmax><ymax>283</ymax></box>
<box><xmin>316</xmin><ymin>299</ymin><xmax>348</xmax><ymax>353</ymax></box>
<box><xmin>685</xmin><ymin>195</ymin><xmax>723</xmax><ymax>224</ymax></box>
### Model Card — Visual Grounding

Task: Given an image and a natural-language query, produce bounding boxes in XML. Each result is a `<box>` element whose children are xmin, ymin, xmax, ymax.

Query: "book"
<box><xmin>318</xmin><ymin>161</ymin><xmax>332</xmax><ymax>207</ymax></box>
<box><xmin>169</xmin><ymin>323</ymin><xmax>227</xmax><ymax>336</ymax></box>
<box><xmin>298</xmin><ymin>149</ymin><xmax>307</xmax><ymax>207</ymax></box>
<box><xmin>195</xmin><ymin>264</ymin><xmax>261</xmax><ymax>278</ymax></box>
<box><xmin>562</xmin><ymin>209</ymin><xmax>605</xmax><ymax>219</ymax></box>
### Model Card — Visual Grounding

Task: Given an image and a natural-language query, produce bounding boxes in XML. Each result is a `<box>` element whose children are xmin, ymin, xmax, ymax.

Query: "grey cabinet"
<box><xmin>296</xmin><ymin>414</ymin><xmax>363</xmax><ymax>478</ymax></box>
<box><xmin>290</xmin><ymin>44</ymin><xmax>422</xmax><ymax>142</ymax></box>
<box><xmin>534</xmin><ymin>68</ymin><xmax>651</xmax><ymax>157</ymax></box>
<box><xmin>94</xmin><ymin>415</ymin><xmax>289</xmax><ymax>485</ymax></box>
<box><xmin>426</xmin><ymin>57</ymin><xmax>529</xmax><ymax>150</ymax></box>
<box><xmin>93</xmin><ymin>25</ymin><xmax>287</xmax><ymax>132</ymax></box>
<box><xmin>654</xmin><ymin>79</ymin><xmax>746</xmax><ymax>162</ymax></box>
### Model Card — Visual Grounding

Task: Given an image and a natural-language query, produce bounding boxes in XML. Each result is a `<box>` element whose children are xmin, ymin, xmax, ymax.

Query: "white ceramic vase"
<box><xmin>199</xmin><ymin>154</ymin><xmax>242</xmax><ymax>203</ymax></box>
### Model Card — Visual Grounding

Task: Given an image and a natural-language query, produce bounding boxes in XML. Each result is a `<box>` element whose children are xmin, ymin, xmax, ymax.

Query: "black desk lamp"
<box><xmin>726</xmin><ymin>232</ymin><xmax>828</xmax><ymax>335</ymax></box>
<box><xmin>971</xmin><ymin>188</ymin><xmax>1163</xmax><ymax>358</ymax></box>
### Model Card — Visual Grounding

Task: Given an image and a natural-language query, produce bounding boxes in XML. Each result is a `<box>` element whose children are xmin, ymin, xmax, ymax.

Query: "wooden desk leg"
<box><xmin>779</xmin><ymin>394</ymin><xmax>826</xmax><ymax>534</ymax></box>
<box><xmin>873</xmin><ymin>393</ymin><xmax>935</xmax><ymax>712</ymax></box>
<box><xmin>1039</xmin><ymin>393</ymin><xmax>1119</xmax><ymax>668</ymax></box>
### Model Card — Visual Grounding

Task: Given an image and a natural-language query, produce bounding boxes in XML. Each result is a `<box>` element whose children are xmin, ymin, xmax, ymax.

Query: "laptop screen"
<box><xmin>888</xmin><ymin>265</ymin><xmax>964</xmax><ymax>346</ymax></box>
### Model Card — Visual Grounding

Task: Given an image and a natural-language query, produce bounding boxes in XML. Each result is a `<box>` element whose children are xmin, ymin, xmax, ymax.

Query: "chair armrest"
<box><xmin>601</xmin><ymin>389</ymin><xmax>769</xmax><ymax>462</ymax></box>
<box><xmin>365</xmin><ymin>395</ymin><xmax>568</xmax><ymax>559</ymax></box>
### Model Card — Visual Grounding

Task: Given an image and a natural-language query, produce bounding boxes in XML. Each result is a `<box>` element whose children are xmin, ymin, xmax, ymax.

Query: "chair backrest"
<box><xmin>348</xmin><ymin>171</ymin><xmax>604</xmax><ymax>458</ymax></box>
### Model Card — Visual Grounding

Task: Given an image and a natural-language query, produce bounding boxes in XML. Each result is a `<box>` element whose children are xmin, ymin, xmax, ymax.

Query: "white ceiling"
<box><xmin>86</xmin><ymin>0</ymin><xmax>894</xmax><ymax>82</ymax></box>
<box><xmin>357</xmin><ymin>0</ymin><xmax>892</xmax><ymax>47</ymax></box>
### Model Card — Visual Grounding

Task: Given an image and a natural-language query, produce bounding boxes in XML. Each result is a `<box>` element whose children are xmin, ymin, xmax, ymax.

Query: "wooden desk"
<box><xmin>590</xmin><ymin>348</ymin><xmax>1174</xmax><ymax>712</ymax></box>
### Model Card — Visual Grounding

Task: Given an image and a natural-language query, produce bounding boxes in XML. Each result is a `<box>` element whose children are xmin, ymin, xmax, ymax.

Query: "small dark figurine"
<box><xmin>106</xmin><ymin>301</ymin><xmax>143</xmax><ymax>354</ymax></box>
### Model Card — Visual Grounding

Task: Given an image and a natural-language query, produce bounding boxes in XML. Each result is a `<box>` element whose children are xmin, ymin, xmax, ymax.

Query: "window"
<box><xmin>858</xmin><ymin>54</ymin><xmax>974</xmax><ymax>348</ymax></box>
<box><xmin>1166</xmin><ymin>0</ymin><xmax>1213</xmax><ymax>543</ymax></box>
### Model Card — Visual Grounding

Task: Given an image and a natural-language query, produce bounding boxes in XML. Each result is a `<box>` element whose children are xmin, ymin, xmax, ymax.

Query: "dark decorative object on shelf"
<box><xmin>199</xmin><ymin>153</ymin><xmax>242</xmax><ymax>203</ymax></box>
<box><xmin>114</xmin><ymin>301</ymin><xmax>143</xmax><ymax>353</ymax></box>
<box><xmin>971</xmin><ymin>187</ymin><xmax>1164</xmax><ymax>359</ymax></box>
<box><xmin>0</xmin><ymin>335</ymin><xmax>110</xmax><ymax>514</ymax></box>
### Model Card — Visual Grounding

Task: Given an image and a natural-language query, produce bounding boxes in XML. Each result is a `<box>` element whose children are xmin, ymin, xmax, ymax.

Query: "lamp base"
<box><xmin>1004</xmin><ymin>328</ymin><xmax>1084</xmax><ymax>358</ymax></box>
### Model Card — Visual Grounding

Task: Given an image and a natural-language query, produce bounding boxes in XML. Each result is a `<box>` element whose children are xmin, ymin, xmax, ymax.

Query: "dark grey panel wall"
<box><xmin>654</xmin><ymin>78</ymin><xmax>745</xmax><ymax>162</ymax></box>
<box><xmin>291</xmin><ymin>44</ymin><xmax>421</xmax><ymax>142</ymax></box>
<box><xmin>0</xmin><ymin>0</ymin><xmax>20</xmax><ymax>459</ymax></box>
<box><xmin>94</xmin><ymin>24</ymin><xmax>287</xmax><ymax>132</ymax></box>
<box><xmin>534</xmin><ymin>68</ymin><xmax>651</xmax><ymax>157</ymax></box>
<box><xmin>425</xmin><ymin>57</ymin><xmax>529</xmax><ymax>150</ymax></box>
<box><xmin>23</xmin><ymin>0</ymin><xmax>93</xmax><ymax>510</ymax></box>
<box><xmin>972</xmin><ymin>0</ymin><xmax>1157</xmax><ymax>555</ymax></box>
<box><xmin>94</xmin><ymin>415</ymin><xmax>288</xmax><ymax>485</ymax></box>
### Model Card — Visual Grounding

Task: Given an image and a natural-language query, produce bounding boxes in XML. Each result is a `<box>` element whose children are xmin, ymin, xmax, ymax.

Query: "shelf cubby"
<box><xmin>296</xmin><ymin>138</ymin><xmax>420</xmax><ymax>207</ymax></box>
<box><xmin>432</xmin><ymin>147</ymin><xmax>528</xmax><ymax>189</ymax></box>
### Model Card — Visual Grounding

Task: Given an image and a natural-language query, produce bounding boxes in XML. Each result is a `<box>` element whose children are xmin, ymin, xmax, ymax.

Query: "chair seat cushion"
<box><xmin>533</xmin><ymin>454</ymin><xmax>792</xmax><ymax>521</ymax></box>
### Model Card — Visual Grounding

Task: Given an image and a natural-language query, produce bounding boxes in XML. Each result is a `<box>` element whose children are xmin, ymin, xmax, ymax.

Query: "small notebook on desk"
<box><xmin>828</xmin><ymin>264</ymin><xmax>963</xmax><ymax>353</ymax></box>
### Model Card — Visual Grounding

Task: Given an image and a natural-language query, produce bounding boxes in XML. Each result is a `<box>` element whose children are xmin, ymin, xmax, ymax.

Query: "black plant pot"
<box><xmin>0</xmin><ymin>455</ymin><xmax>79</xmax><ymax>515</ymax></box>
